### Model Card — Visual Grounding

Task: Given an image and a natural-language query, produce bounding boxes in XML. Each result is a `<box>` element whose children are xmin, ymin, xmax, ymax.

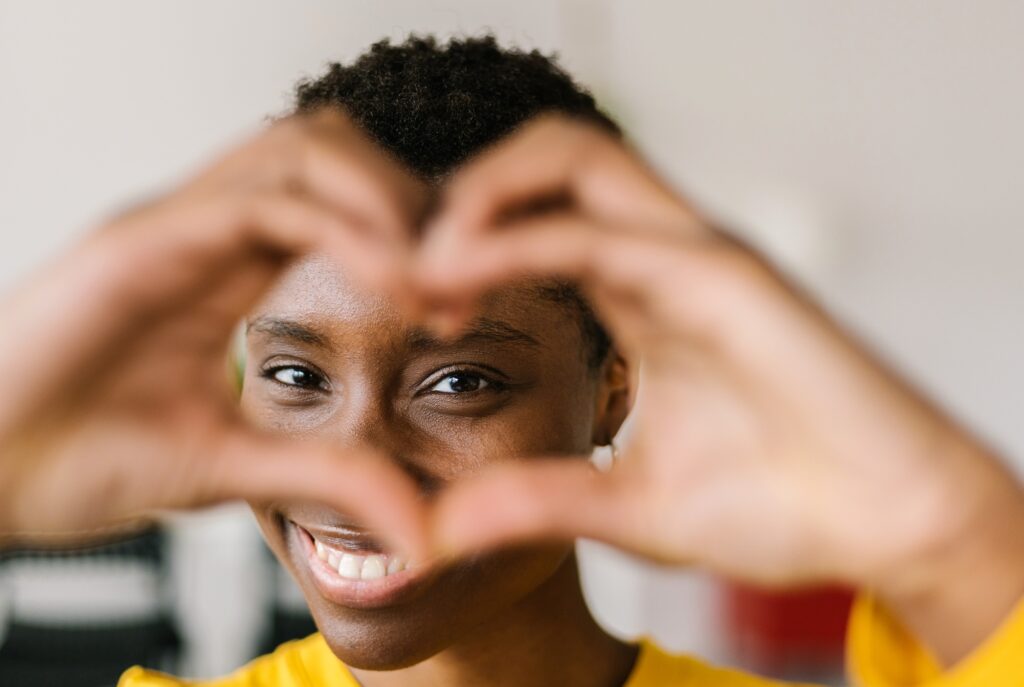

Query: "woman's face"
<box><xmin>242</xmin><ymin>255</ymin><xmax>620</xmax><ymax>669</ymax></box>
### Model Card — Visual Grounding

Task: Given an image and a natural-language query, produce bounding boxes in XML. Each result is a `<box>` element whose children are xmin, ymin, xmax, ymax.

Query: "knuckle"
<box><xmin>270</xmin><ymin>129</ymin><xmax>317</xmax><ymax>193</ymax></box>
<box><xmin>576</xmin><ymin>125</ymin><xmax>623</xmax><ymax>163</ymax></box>
<box><xmin>230</xmin><ymin>189</ymin><xmax>270</xmax><ymax>229</ymax></box>
<box><xmin>267</xmin><ymin>113</ymin><xmax>308</xmax><ymax>143</ymax></box>
<box><xmin>582</xmin><ymin>222</ymin><xmax>613</xmax><ymax>275</ymax></box>
<box><xmin>235</xmin><ymin>120</ymin><xmax>312</xmax><ymax>192</ymax></box>
<box><xmin>529</xmin><ymin>111</ymin><xmax>575</xmax><ymax>133</ymax></box>
<box><xmin>531</xmin><ymin>112</ymin><xmax>604</xmax><ymax>148</ymax></box>
<box><xmin>713</xmin><ymin>235</ymin><xmax>770</xmax><ymax>285</ymax></box>
<box><xmin>306</xmin><ymin>104</ymin><xmax>352</xmax><ymax>127</ymax></box>
<box><xmin>296</xmin><ymin>106</ymin><xmax>358</xmax><ymax>148</ymax></box>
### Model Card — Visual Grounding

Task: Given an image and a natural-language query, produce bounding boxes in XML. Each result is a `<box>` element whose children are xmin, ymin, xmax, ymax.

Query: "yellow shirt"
<box><xmin>119</xmin><ymin>594</ymin><xmax>1024</xmax><ymax>687</ymax></box>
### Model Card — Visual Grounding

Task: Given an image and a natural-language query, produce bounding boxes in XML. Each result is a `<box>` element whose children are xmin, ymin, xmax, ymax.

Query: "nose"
<box><xmin>324</xmin><ymin>379</ymin><xmax>441</xmax><ymax>494</ymax></box>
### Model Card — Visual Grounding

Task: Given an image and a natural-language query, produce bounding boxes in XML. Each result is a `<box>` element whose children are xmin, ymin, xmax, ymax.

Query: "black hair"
<box><xmin>293</xmin><ymin>34</ymin><xmax>615</xmax><ymax>367</ymax></box>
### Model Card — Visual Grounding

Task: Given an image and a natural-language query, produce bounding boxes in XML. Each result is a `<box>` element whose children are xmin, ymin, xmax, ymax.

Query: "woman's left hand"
<box><xmin>415</xmin><ymin>115</ymin><xmax>1024</xmax><ymax>665</ymax></box>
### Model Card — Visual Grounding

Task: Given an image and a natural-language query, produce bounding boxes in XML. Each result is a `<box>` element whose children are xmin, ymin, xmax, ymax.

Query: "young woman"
<box><xmin>2</xmin><ymin>37</ymin><xmax>1023</xmax><ymax>686</ymax></box>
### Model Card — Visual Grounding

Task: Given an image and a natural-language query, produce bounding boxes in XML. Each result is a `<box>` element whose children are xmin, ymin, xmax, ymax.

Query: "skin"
<box><xmin>1</xmin><ymin>107</ymin><xmax>1023</xmax><ymax>678</ymax></box>
<box><xmin>419</xmin><ymin>115</ymin><xmax>1024</xmax><ymax>666</ymax></box>
<box><xmin>242</xmin><ymin>257</ymin><xmax>636</xmax><ymax>684</ymax></box>
<box><xmin>0</xmin><ymin>110</ymin><xmax>432</xmax><ymax>555</ymax></box>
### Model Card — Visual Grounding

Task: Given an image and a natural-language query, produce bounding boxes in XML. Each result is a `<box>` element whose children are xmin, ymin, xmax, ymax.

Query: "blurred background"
<box><xmin>2</xmin><ymin>1</ymin><xmax>1023</xmax><ymax>685</ymax></box>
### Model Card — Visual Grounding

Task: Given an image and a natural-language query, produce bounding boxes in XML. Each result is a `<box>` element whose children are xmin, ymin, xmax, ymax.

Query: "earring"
<box><xmin>591</xmin><ymin>441</ymin><xmax>617</xmax><ymax>473</ymax></box>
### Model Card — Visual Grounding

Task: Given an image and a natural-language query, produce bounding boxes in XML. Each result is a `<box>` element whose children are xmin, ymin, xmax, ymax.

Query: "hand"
<box><xmin>0</xmin><ymin>109</ymin><xmax>428</xmax><ymax>559</ymax></box>
<box><xmin>417</xmin><ymin>115</ymin><xmax>1024</xmax><ymax>664</ymax></box>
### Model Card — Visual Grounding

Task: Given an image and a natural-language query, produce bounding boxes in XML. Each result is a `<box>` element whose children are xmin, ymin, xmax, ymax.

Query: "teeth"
<box><xmin>338</xmin><ymin>553</ymin><xmax>365</xmax><ymax>580</ymax></box>
<box><xmin>361</xmin><ymin>555</ymin><xmax>386</xmax><ymax>580</ymax></box>
<box><xmin>387</xmin><ymin>555</ymin><xmax>406</xmax><ymax>575</ymax></box>
<box><xmin>311</xmin><ymin>535</ymin><xmax>410</xmax><ymax>581</ymax></box>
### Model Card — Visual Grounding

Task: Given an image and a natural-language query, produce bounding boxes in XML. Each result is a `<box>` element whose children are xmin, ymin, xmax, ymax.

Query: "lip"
<box><xmin>289</xmin><ymin>520</ymin><xmax>438</xmax><ymax>610</ymax></box>
<box><xmin>301</xmin><ymin>522</ymin><xmax>388</xmax><ymax>552</ymax></box>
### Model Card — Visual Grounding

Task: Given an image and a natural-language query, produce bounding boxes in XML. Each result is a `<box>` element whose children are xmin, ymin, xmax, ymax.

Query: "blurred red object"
<box><xmin>722</xmin><ymin>581</ymin><xmax>854</xmax><ymax>675</ymax></box>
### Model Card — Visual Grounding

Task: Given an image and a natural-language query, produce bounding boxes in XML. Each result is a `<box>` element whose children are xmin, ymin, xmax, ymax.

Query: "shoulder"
<box><xmin>118</xmin><ymin>634</ymin><xmax>357</xmax><ymax>687</ymax></box>
<box><xmin>627</xmin><ymin>640</ymin><xmax>818</xmax><ymax>687</ymax></box>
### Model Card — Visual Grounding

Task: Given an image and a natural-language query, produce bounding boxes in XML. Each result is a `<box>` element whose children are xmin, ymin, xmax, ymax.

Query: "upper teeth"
<box><xmin>314</xmin><ymin>538</ymin><xmax>407</xmax><ymax>580</ymax></box>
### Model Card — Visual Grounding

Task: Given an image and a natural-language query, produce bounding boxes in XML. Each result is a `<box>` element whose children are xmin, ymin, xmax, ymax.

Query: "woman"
<box><xmin>1</xmin><ymin>37</ymin><xmax>1022</xmax><ymax>686</ymax></box>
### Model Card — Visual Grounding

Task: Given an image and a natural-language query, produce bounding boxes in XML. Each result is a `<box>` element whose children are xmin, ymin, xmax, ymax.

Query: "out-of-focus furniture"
<box><xmin>0</xmin><ymin>526</ymin><xmax>181</xmax><ymax>687</ymax></box>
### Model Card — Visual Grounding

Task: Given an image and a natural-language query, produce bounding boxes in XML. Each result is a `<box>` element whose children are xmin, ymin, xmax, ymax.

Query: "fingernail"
<box><xmin>423</xmin><ymin>308</ymin><xmax>464</xmax><ymax>340</ymax></box>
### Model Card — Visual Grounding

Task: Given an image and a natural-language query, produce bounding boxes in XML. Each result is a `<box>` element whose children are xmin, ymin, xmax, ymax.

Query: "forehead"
<box><xmin>251</xmin><ymin>254</ymin><xmax>580</xmax><ymax>351</ymax></box>
<box><xmin>259</xmin><ymin>254</ymin><xmax>394</xmax><ymax>324</ymax></box>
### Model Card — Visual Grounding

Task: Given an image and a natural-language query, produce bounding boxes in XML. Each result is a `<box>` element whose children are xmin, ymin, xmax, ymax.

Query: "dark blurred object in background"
<box><xmin>0</xmin><ymin>522</ymin><xmax>320</xmax><ymax>686</ymax></box>
<box><xmin>0</xmin><ymin>526</ymin><xmax>181</xmax><ymax>687</ymax></box>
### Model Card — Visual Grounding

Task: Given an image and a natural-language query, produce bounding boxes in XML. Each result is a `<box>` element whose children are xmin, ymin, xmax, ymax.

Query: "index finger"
<box><xmin>426</xmin><ymin>114</ymin><xmax>697</xmax><ymax>245</ymax></box>
<box><xmin>295</xmin><ymin>109</ymin><xmax>430</xmax><ymax>241</ymax></box>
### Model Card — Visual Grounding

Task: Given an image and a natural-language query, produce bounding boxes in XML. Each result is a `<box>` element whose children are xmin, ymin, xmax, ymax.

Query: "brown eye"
<box><xmin>430</xmin><ymin>373</ymin><xmax>490</xmax><ymax>394</ymax></box>
<box><xmin>267</xmin><ymin>366</ymin><xmax>327</xmax><ymax>391</ymax></box>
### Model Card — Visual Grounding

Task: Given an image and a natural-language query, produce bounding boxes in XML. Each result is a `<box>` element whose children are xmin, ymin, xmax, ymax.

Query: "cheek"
<box><xmin>415</xmin><ymin>394</ymin><xmax>596</xmax><ymax>481</ymax></box>
<box><xmin>239</xmin><ymin>374</ymin><xmax>335</xmax><ymax>436</ymax></box>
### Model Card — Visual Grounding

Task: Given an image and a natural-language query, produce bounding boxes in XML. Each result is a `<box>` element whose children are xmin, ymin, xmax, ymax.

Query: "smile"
<box><xmin>315</xmin><ymin>535</ymin><xmax>407</xmax><ymax>580</ymax></box>
<box><xmin>290</xmin><ymin>520</ymin><xmax>435</xmax><ymax>609</ymax></box>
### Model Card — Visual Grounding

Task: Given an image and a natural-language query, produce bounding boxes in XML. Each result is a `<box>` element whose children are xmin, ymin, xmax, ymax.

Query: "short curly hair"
<box><xmin>294</xmin><ymin>34</ymin><xmax>620</xmax><ymax>178</ymax></box>
<box><xmin>292</xmin><ymin>34</ymin><xmax>615</xmax><ymax>368</ymax></box>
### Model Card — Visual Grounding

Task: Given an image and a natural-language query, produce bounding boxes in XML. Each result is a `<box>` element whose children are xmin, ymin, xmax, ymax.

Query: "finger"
<box><xmin>414</xmin><ymin>213</ymin><xmax>767</xmax><ymax>361</ymax></box>
<box><xmin>0</xmin><ymin>191</ymin><xmax>401</xmax><ymax>441</ymax></box>
<box><xmin>430</xmin><ymin>458</ymin><xmax>641</xmax><ymax>559</ymax></box>
<box><xmin>108</xmin><ymin>189</ymin><xmax>402</xmax><ymax>310</ymax></box>
<box><xmin>199</xmin><ymin>108</ymin><xmax>424</xmax><ymax>246</ymax></box>
<box><xmin>236</xmin><ymin>190</ymin><xmax>408</xmax><ymax>293</ymax></box>
<box><xmin>417</xmin><ymin>212</ymin><xmax>721</xmax><ymax>308</ymax></box>
<box><xmin>206</xmin><ymin>430</ymin><xmax>430</xmax><ymax>562</ymax></box>
<box><xmin>425</xmin><ymin>114</ymin><xmax>700</xmax><ymax>251</ymax></box>
<box><xmin>289</xmin><ymin>110</ymin><xmax>427</xmax><ymax>243</ymax></box>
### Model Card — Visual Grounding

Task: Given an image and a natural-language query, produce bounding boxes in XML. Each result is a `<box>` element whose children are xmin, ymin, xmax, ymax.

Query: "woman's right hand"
<box><xmin>419</xmin><ymin>114</ymin><xmax>1024</xmax><ymax>666</ymax></box>
<box><xmin>0</xmin><ymin>109</ymin><xmax>428</xmax><ymax>558</ymax></box>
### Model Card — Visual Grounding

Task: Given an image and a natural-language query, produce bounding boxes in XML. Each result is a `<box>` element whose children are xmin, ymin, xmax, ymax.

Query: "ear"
<box><xmin>591</xmin><ymin>348</ymin><xmax>634</xmax><ymax>446</ymax></box>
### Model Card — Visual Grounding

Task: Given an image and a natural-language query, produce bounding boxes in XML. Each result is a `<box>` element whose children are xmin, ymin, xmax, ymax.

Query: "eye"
<box><xmin>430</xmin><ymin>372</ymin><xmax>491</xmax><ymax>394</ymax></box>
<box><xmin>265</xmin><ymin>365</ymin><xmax>328</xmax><ymax>391</ymax></box>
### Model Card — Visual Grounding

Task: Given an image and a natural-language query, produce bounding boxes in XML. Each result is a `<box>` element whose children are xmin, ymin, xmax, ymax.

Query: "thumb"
<box><xmin>204</xmin><ymin>429</ymin><xmax>430</xmax><ymax>562</ymax></box>
<box><xmin>431</xmin><ymin>458</ymin><xmax>639</xmax><ymax>558</ymax></box>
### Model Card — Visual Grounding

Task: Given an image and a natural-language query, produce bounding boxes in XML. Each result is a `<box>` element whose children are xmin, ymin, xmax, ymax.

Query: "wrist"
<box><xmin>872</xmin><ymin>441</ymin><xmax>1024</xmax><ymax>666</ymax></box>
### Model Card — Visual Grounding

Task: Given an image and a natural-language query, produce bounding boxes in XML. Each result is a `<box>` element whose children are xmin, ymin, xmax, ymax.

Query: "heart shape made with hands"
<box><xmin>3</xmin><ymin>108</ymin><xmax>971</xmax><ymax>599</ymax></box>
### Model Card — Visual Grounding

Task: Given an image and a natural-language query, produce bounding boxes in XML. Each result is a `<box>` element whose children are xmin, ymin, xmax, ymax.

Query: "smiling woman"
<box><xmin>2</xmin><ymin>28</ymin><xmax>1023</xmax><ymax>687</ymax></box>
<box><xmin>195</xmin><ymin>35</ymin><xmax>642</xmax><ymax>686</ymax></box>
<box><xmin>109</xmin><ymin>31</ymin><xmax>1024</xmax><ymax>687</ymax></box>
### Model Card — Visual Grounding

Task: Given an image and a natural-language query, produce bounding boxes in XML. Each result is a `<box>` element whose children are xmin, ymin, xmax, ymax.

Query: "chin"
<box><xmin>252</xmin><ymin>505</ymin><xmax>575</xmax><ymax>671</ymax></box>
<box><xmin>296</xmin><ymin>548</ymin><xmax>574</xmax><ymax>672</ymax></box>
<box><xmin>316</xmin><ymin>617</ymin><xmax>455</xmax><ymax>670</ymax></box>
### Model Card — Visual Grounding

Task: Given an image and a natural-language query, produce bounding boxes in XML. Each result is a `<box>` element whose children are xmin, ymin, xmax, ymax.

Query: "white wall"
<box><xmin>2</xmin><ymin>0</ymin><xmax>1023</xmax><ymax>678</ymax></box>
<box><xmin>601</xmin><ymin>1</ymin><xmax>1024</xmax><ymax>466</ymax></box>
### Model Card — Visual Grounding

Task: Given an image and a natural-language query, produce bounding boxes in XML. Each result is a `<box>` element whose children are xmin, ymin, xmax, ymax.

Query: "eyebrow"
<box><xmin>247</xmin><ymin>315</ymin><xmax>543</xmax><ymax>353</ymax></box>
<box><xmin>247</xmin><ymin>317</ymin><xmax>332</xmax><ymax>349</ymax></box>
<box><xmin>407</xmin><ymin>318</ymin><xmax>543</xmax><ymax>352</ymax></box>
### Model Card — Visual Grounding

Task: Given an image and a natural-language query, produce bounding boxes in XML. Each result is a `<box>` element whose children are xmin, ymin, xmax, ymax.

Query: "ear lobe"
<box><xmin>592</xmin><ymin>349</ymin><xmax>634</xmax><ymax>445</ymax></box>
